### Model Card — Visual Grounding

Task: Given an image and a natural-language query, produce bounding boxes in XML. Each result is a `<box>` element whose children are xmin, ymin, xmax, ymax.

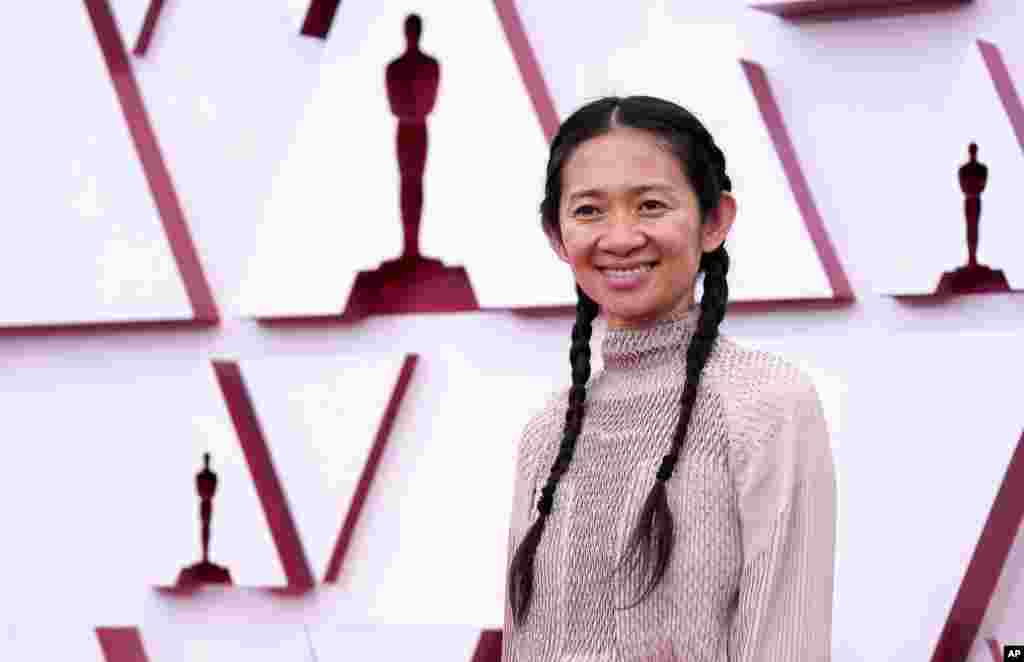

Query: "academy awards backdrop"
<box><xmin>2</xmin><ymin>1</ymin><xmax>1023</xmax><ymax>660</ymax></box>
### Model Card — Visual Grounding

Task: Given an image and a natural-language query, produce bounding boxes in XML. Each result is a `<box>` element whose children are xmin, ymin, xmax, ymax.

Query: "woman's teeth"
<box><xmin>602</xmin><ymin>264</ymin><xmax>655</xmax><ymax>276</ymax></box>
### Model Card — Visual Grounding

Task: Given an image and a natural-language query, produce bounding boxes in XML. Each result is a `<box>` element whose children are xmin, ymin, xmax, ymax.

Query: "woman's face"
<box><xmin>549</xmin><ymin>126</ymin><xmax>735</xmax><ymax>330</ymax></box>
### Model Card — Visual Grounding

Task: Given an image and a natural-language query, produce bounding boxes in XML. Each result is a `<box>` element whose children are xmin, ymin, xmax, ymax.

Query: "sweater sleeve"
<box><xmin>727</xmin><ymin>376</ymin><xmax>837</xmax><ymax>662</ymax></box>
<box><xmin>501</xmin><ymin>407</ymin><xmax>547</xmax><ymax>662</ymax></box>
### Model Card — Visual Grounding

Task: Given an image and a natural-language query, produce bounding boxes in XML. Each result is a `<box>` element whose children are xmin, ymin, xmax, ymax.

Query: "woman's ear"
<box><xmin>701</xmin><ymin>192</ymin><xmax>736</xmax><ymax>253</ymax></box>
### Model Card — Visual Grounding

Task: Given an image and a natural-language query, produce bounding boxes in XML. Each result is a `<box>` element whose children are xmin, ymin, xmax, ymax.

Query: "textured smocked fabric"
<box><xmin>502</xmin><ymin>301</ymin><xmax>836</xmax><ymax>662</ymax></box>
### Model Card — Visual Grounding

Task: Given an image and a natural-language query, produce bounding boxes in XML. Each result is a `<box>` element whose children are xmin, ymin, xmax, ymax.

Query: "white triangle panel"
<box><xmin>0</xmin><ymin>4</ymin><xmax>191</xmax><ymax>326</ymax></box>
<box><xmin>239</xmin><ymin>354</ymin><xmax>409</xmax><ymax>583</ymax></box>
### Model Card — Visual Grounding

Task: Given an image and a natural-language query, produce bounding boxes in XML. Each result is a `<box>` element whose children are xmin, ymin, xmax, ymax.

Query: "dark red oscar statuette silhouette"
<box><xmin>175</xmin><ymin>452</ymin><xmax>233</xmax><ymax>587</ymax></box>
<box><xmin>935</xmin><ymin>143</ymin><xmax>1011</xmax><ymax>295</ymax></box>
<box><xmin>345</xmin><ymin>14</ymin><xmax>479</xmax><ymax>317</ymax></box>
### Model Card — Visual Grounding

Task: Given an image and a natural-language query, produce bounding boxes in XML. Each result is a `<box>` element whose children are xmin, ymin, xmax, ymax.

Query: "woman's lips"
<box><xmin>600</xmin><ymin>262</ymin><xmax>657</xmax><ymax>290</ymax></box>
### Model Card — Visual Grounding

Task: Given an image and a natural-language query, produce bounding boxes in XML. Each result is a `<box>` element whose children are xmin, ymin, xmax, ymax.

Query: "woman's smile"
<box><xmin>600</xmin><ymin>262</ymin><xmax>658</xmax><ymax>290</ymax></box>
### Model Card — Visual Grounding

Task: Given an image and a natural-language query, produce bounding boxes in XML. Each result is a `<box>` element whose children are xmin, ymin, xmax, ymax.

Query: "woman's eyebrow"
<box><xmin>567</xmin><ymin>184</ymin><xmax>675</xmax><ymax>203</ymax></box>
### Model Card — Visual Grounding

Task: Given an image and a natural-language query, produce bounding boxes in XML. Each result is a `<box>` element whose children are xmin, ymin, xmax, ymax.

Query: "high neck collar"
<box><xmin>600</xmin><ymin>301</ymin><xmax>702</xmax><ymax>373</ymax></box>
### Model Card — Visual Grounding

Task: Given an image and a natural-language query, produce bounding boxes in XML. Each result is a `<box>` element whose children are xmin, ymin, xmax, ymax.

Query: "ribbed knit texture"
<box><xmin>502</xmin><ymin>302</ymin><xmax>836</xmax><ymax>662</ymax></box>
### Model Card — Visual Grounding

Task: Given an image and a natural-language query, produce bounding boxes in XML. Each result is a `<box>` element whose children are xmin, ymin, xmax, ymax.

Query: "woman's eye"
<box><xmin>574</xmin><ymin>201</ymin><xmax>664</xmax><ymax>217</ymax></box>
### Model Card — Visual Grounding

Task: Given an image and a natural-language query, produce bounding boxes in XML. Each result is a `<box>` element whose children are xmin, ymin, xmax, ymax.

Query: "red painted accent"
<box><xmin>492</xmin><ymin>0</ymin><xmax>560</xmax><ymax>144</ymax></box>
<box><xmin>469</xmin><ymin>628</ymin><xmax>503</xmax><ymax>662</ymax></box>
<box><xmin>0</xmin><ymin>318</ymin><xmax>215</xmax><ymax>337</ymax></box>
<box><xmin>133</xmin><ymin>0</ymin><xmax>167</xmax><ymax>56</ymax></box>
<box><xmin>83</xmin><ymin>0</ymin><xmax>219</xmax><ymax>323</ymax></box>
<box><xmin>95</xmin><ymin>627</ymin><xmax>151</xmax><ymax>662</ymax></box>
<box><xmin>740</xmin><ymin>60</ymin><xmax>855</xmax><ymax>303</ymax></box>
<box><xmin>931</xmin><ymin>431</ymin><xmax>1024</xmax><ymax>662</ymax></box>
<box><xmin>750</xmin><ymin>0</ymin><xmax>971</xmax><ymax>21</ymax></box>
<box><xmin>986</xmin><ymin>637</ymin><xmax>1003</xmax><ymax>662</ymax></box>
<box><xmin>978</xmin><ymin>40</ymin><xmax>1024</xmax><ymax>155</ymax></box>
<box><xmin>323</xmin><ymin>354</ymin><xmax>419</xmax><ymax>582</ymax></box>
<box><xmin>212</xmin><ymin>360</ymin><xmax>316</xmax><ymax>588</ymax></box>
<box><xmin>301</xmin><ymin>0</ymin><xmax>342</xmax><ymax>39</ymax></box>
<box><xmin>716</xmin><ymin>296</ymin><xmax>854</xmax><ymax>312</ymax></box>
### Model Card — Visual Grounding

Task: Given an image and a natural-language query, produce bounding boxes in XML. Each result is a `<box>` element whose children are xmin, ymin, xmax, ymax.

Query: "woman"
<box><xmin>502</xmin><ymin>95</ymin><xmax>836</xmax><ymax>661</ymax></box>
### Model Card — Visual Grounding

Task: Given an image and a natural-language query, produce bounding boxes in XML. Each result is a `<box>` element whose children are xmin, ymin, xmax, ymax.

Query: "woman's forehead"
<box><xmin>563</xmin><ymin>135</ymin><xmax>688</xmax><ymax>195</ymax></box>
<box><xmin>566</xmin><ymin>128</ymin><xmax>679</xmax><ymax>171</ymax></box>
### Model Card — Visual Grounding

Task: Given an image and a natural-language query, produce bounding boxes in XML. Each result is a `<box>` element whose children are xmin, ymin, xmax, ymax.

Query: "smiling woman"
<box><xmin>501</xmin><ymin>95</ymin><xmax>837</xmax><ymax>662</ymax></box>
<box><xmin>549</xmin><ymin>120</ymin><xmax>735</xmax><ymax>330</ymax></box>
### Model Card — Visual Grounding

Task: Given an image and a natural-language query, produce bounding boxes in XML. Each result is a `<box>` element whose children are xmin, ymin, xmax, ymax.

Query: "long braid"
<box><xmin>609</xmin><ymin>245</ymin><xmax>730</xmax><ymax>608</ymax></box>
<box><xmin>508</xmin><ymin>282</ymin><xmax>600</xmax><ymax>626</ymax></box>
<box><xmin>610</xmin><ymin>131</ymin><xmax>732</xmax><ymax>609</ymax></box>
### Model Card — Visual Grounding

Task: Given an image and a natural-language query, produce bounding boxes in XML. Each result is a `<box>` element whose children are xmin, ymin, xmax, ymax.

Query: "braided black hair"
<box><xmin>508</xmin><ymin>95</ymin><xmax>732</xmax><ymax>626</ymax></box>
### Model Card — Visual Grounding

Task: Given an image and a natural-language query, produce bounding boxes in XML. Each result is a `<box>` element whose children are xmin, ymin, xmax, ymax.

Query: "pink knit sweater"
<box><xmin>502</xmin><ymin>301</ymin><xmax>836</xmax><ymax>662</ymax></box>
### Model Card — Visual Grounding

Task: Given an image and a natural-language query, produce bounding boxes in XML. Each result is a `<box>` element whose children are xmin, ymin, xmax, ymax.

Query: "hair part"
<box><xmin>508</xmin><ymin>95</ymin><xmax>732</xmax><ymax>627</ymax></box>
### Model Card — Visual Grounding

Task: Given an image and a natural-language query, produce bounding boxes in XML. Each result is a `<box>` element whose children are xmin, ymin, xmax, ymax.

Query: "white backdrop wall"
<box><xmin>3</xmin><ymin>1</ymin><xmax>1024</xmax><ymax>661</ymax></box>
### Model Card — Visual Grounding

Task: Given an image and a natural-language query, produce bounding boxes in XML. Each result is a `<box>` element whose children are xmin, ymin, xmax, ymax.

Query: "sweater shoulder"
<box><xmin>707</xmin><ymin>334</ymin><xmax>818</xmax><ymax>448</ymax></box>
<box><xmin>707</xmin><ymin>333</ymin><xmax>814</xmax><ymax>395</ymax></box>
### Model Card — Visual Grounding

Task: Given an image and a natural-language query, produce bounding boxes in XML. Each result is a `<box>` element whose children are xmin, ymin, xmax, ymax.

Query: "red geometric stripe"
<box><xmin>931</xmin><ymin>430</ymin><xmax>1024</xmax><ymax>662</ymax></box>
<box><xmin>300</xmin><ymin>0</ymin><xmax>343</xmax><ymax>39</ymax></box>
<box><xmin>741</xmin><ymin>60</ymin><xmax>855</xmax><ymax>303</ymax></box>
<box><xmin>986</xmin><ymin>637</ymin><xmax>1003</xmax><ymax>662</ymax></box>
<box><xmin>749</xmin><ymin>0</ymin><xmax>971</xmax><ymax>20</ymax></box>
<box><xmin>132</xmin><ymin>0</ymin><xmax>167</xmax><ymax>56</ymax></box>
<box><xmin>95</xmin><ymin>627</ymin><xmax>151</xmax><ymax>662</ymax></box>
<box><xmin>978</xmin><ymin>40</ymin><xmax>1024</xmax><ymax>156</ymax></box>
<box><xmin>324</xmin><ymin>354</ymin><xmax>419</xmax><ymax>582</ymax></box>
<box><xmin>84</xmin><ymin>0</ymin><xmax>219</xmax><ymax>323</ymax></box>
<box><xmin>212</xmin><ymin>360</ymin><xmax>315</xmax><ymax>588</ymax></box>
<box><xmin>492</xmin><ymin>0</ymin><xmax>560</xmax><ymax>144</ymax></box>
